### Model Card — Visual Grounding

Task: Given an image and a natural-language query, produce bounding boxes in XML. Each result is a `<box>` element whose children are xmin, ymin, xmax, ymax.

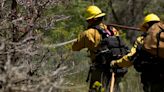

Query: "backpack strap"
<box><xmin>116</xmin><ymin>36</ymin><xmax>123</xmax><ymax>55</ymax></box>
<box><xmin>92</xmin><ymin>25</ymin><xmax>113</xmax><ymax>39</ymax></box>
<box><xmin>156</xmin><ymin>26</ymin><xmax>164</xmax><ymax>57</ymax></box>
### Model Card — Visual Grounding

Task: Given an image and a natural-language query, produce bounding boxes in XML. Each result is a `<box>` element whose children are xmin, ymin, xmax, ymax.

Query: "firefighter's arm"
<box><xmin>111</xmin><ymin>36</ymin><xmax>143</xmax><ymax>68</ymax></box>
<box><xmin>114</xmin><ymin>47</ymin><xmax>136</xmax><ymax>67</ymax></box>
<box><xmin>72</xmin><ymin>32</ymin><xmax>86</xmax><ymax>51</ymax></box>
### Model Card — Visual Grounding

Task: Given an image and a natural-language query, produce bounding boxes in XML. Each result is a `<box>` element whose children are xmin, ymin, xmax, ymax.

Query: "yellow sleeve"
<box><xmin>72</xmin><ymin>32</ymin><xmax>86</xmax><ymax>51</ymax></box>
<box><xmin>72</xmin><ymin>29</ymin><xmax>101</xmax><ymax>51</ymax></box>
<box><xmin>116</xmin><ymin>36</ymin><xmax>144</xmax><ymax>67</ymax></box>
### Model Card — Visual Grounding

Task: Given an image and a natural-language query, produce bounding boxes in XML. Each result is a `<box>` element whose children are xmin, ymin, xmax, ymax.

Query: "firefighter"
<box><xmin>72</xmin><ymin>5</ymin><xmax>126</xmax><ymax>92</ymax></box>
<box><xmin>111</xmin><ymin>13</ymin><xmax>164</xmax><ymax>92</ymax></box>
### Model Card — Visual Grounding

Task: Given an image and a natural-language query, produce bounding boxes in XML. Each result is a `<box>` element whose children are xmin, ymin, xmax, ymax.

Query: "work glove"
<box><xmin>110</xmin><ymin>60</ymin><xmax>118</xmax><ymax>68</ymax></box>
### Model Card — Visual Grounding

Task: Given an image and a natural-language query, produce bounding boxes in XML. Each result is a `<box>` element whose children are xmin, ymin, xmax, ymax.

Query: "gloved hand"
<box><xmin>110</xmin><ymin>60</ymin><xmax>118</xmax><ymax>67</ymax></box>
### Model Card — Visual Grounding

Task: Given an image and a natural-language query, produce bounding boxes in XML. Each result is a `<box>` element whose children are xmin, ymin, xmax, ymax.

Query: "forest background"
<box><xmin>0</xmin><ymin>0</ymin><xmax>164</xmax><ymax>92</ymax></box>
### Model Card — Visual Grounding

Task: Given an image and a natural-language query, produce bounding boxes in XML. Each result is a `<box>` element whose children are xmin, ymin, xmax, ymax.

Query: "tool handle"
<box><xmin>110</xmin><ymin>72</ymin><xmax>115</xmax><ymax>92</ymax></box>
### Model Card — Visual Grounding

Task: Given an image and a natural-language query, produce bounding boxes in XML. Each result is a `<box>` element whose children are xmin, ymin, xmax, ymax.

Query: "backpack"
<box><xmin>143</xmin><ymin>22</ymin><xmax>164</xmax><ymax>58</ymax></box>
<box><xmin>93</xmin><ymin>25</ymin><xmax>129</xmax><ymax>65</ymax></box>
<box><xmin>133</xmin><ymin>44</ymin><xmax>164</xmax><ymax>72</ymax></box>
<box><xmin>133</xmin><ymin>22</ymin><xmax>164</xmax><ymax>72</ymax></box>
<box><xmin>86</xmin><ymin>25</ymin><xmax>129</xmax><ymax>83</ymax></box>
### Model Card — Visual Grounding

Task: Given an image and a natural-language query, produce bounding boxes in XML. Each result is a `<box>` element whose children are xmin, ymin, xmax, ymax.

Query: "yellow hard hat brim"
<box><xmin>86</xmin><ymin>13</ymin><xmax>106</xmax><ymax>20</ymax></box>
<box><xmin>94</xmin><ymin>13</ymin><xmax>106</xmax><ymax>19</ymax></box>
<box><xmin>143</xmin><ymin>19</ymin><xmax>160</xmax><ymax>24</ymax></box>
<box><xmin>143</xmin><ymin>13</ymin><xmax>160</xmax><ymax>24</ymax></box>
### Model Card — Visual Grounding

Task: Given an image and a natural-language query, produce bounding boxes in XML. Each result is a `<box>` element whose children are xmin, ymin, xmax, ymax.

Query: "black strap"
<box><xmin>156</xmin><ymin>26</ymin><xmax>164</xmax><ymax>57</ymax></box>
<box><xmin>116</xmin><ymin>36</ymin><xmax>123</xmax><ymax>55</ymax></box>
<box><xmin>93</xmin><ymin>25</ymin><xmax>112</xmax><ymax>39</ymax></box>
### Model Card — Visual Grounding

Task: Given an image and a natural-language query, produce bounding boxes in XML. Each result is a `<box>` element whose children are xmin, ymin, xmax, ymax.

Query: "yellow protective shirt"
<box><xmin>72</xmin><ymin>23</ymin><xmax>118</xmax><ymax>62</ymax></box>
<box><xmin>116</xmin><ymin>36</ymin><xmax>144</xmax><ymax>67</ymax></box>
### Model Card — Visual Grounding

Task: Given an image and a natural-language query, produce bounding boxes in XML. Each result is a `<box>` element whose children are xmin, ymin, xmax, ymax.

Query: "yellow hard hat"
<box><xmin>85</xmin><ymin>5</ymin><xmax>106</xmax><ymax>20</ymax></box>
<box><xmin>143</xmin><ymin>13</ymin><xmax>160</xmax><ymax>24</ymax></box>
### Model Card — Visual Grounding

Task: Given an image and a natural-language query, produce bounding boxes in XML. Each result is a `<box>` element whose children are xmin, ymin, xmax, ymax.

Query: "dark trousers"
<box><xmin>141</xmin><ymin>73</ymin><xmax>164</xmax><ymax>92</ymax></box>
<box><xmin>88</xmin><ymin>65</ymin><xmax>124</xmax><ymax>92</ymax></box>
